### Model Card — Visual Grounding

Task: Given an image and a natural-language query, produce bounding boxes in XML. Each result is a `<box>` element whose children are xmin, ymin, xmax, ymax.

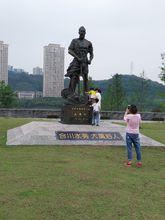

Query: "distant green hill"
<box><xmin>8</xmin><ymin>71</ymin><xmax>165</xmax><ymax>111</ymax></box>
<box><xmin>92</xmin><ymin>75</ymin><xmax>165</xmax><ymax>111</ymax></box>
<box><xmin>9</xmin><ymin>71</ymin><xmax>164</xmax><ymax>94</ymax></box>
<box><xmin>92</xmin><ymin>75</ymin><xmax>165</xmax><ymax>96</ymax></box>
<box><xmin>8</xmin><ymin>71</ymin><xmax>43</xmax><ymax>91</ymax></box>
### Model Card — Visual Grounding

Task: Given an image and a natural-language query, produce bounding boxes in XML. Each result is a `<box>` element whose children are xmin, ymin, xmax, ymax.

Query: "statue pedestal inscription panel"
<box><xmin>56</xmin><ymin>131</ymin><xmax>123</xmax><ymax>141</ymax></box>
<box><xmin>61</xmin><ymin>105</ymin><xmax>92</xmax><ymax>124</ymax></box>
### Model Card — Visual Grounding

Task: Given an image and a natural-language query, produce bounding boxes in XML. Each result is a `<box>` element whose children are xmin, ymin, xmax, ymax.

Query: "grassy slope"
<box><xmin>140</xmin><ymin>123</ymin><xmax>165</xmax><ymax>144</ymax></box>
<box><xmin>0</xmin><ymin>118</ymin><xmax>164</xmax><ymax>220</ymax></box>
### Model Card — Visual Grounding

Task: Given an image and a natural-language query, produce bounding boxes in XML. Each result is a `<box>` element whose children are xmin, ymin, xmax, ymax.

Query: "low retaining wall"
<box><xmin>101</xmin><ymin>111</ymin><xmax>165</xmax><ymax>121</ymax></box>
<box><xmin>0</xmin><ymin>108</ymin><xmax>164</xmax><ymax>121</ymax></box>
<box><xmin>0</xmin><ymin>109</ymin><xmax>60</xmax><ymax>118</ymax></box>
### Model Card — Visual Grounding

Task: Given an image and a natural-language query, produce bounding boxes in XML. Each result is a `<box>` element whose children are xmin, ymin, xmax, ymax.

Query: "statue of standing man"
<box><xmin>64</xmin><ymin>26</ymin><xmax>94</xmax><ymax>96</ymax></box>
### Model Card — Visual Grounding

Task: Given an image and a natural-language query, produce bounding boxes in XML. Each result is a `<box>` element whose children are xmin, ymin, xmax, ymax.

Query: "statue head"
<box><xmin>79</xmin><ymin>26</ymin><xmax>86</xmax><ymax>39</ymax></box>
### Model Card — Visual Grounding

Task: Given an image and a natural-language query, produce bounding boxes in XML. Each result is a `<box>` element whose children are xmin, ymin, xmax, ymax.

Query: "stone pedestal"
<box><xmin>6</xmin><ymin>120</ymin><xmax>165</xmax><ymax>146</ymax></box>
<box><xmin>61</xmin><ymin>105</ymin><xmax>93</xmax><ymax>124</ymax></box>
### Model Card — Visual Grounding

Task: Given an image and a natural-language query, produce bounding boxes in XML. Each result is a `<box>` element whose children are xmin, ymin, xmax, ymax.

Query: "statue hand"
<box><xmin>87</xmin><ymin>60</ymin><xmax>91</xmax><ymax>65</ymax></box>
<box><xmin>78</xmin><ymin>57</ymin><xmax>83</xmax><ymax>63</ymax></box>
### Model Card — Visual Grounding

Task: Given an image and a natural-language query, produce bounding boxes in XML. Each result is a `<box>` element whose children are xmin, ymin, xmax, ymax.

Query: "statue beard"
<box><xmin>79</xmin><ymin>33</ymin><xmax>85</xmax><ymax>40</ymax></box>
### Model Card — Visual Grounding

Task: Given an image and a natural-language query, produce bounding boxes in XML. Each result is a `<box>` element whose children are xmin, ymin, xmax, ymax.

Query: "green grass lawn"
<box><xmin>0</xmin><ymin>118</ymin><xmax>165</xmax><ymax>220</ymax></box>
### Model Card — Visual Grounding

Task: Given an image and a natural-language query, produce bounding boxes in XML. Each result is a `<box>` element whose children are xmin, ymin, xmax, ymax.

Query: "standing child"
<box><xmin>124</xmin><ymin>105</ymin><xmax>142</xmax><ymax>167</ymax></box>
<box><xmin>92</xmin><ymin>98</ymin><xmax>100</xmax><ymax>126</ymax></box>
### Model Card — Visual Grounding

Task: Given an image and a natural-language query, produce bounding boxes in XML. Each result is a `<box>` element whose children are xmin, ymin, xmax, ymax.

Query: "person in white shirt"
<box><xmin>94</xmin><ymin>88</ymin><xmax>102</xmax><ymax>122</ymax></box>
<box><xmin>94</xmin><ymin>88</ymin><xmax>102</xmax><ymax>108</ymax></box>
<box><xmin>92</xmin><ymin>98</ymin><xmax>100</xmax><ymax>126</ymax></box>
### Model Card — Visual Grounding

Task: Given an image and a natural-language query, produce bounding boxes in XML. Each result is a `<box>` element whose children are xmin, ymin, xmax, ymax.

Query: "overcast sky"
<box><xmin>0</xmin><ymin>0</ymin><xmax>165</xmax><ymax>82</ymax></box>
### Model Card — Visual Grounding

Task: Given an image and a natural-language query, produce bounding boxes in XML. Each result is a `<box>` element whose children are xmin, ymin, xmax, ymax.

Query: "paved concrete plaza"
<box><xmin>6</xmin><ymin>120</ymin><xmax>164</xmax><ymax>146</ymax></box>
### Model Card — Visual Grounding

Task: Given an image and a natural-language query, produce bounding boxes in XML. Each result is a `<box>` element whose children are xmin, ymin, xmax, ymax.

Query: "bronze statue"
<box><xmin>62</xmin><ymin>26</ymin><xmax>94</xmax><ymax>101</ymax></box>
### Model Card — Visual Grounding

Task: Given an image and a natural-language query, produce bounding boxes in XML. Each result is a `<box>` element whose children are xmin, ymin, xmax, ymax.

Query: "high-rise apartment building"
<box><xmin>33</xmin><ymin>66</ymin><xmax>43</xmax><ymax>75</ymax></box>
<box><xmin>0</xmin><ymin>41</ymin><xmax>8</xmax><ymax>84</ymax></box>
<box><xmin>43</xmin><ymin>44</ymin><xmax>64</xmax><ymax>97</ymax></box>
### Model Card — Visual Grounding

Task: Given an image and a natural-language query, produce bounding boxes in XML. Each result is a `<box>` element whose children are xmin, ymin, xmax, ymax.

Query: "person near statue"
<box><xmin>92</xmin><ymin>98</ymin><xmax>100</xmax><ymax>126</ymax></box>
<box><xmin>94</xmin><ymin>88</ymin><xmax>102</xmax><ymax>108</ymax></box>
<box><xmin>65</xmin><ymin>26</ymin><xmax>94</xmax><ymax>95</ymax></box>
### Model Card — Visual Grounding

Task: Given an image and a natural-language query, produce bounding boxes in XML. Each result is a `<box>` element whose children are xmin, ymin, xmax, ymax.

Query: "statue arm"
<box><xmin>68</xmin><ymin>49</ymin><xmax>81</xmax><ymax>61</ymax></box>
<box><xmin>89</xmin><ymin>51</ymin><xmax>94</xmax><ymax>62</ymax></box>
<box><xmin>88</xmin><ymin>42</ymin><xmax>94</xmax><ymax>64</ymax></box>
<box><xmin>68</xmin><ymin>39</ymin><xmax>82</xmax><ymax>61</ymax></box>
